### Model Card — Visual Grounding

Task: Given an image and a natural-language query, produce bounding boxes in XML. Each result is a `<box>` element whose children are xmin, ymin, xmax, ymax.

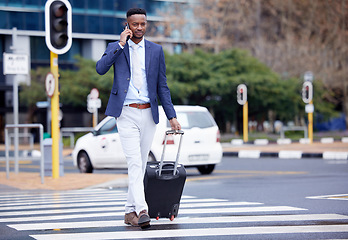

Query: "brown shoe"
<box><xmin>124</xmin><ymin>212</ymin><xmax>139</xmax><ymax>226</ymax></box>
<box><xmin>138</xmin><ymin>210</ymin><xmax>151</xmax><ymax>229</ymax></box>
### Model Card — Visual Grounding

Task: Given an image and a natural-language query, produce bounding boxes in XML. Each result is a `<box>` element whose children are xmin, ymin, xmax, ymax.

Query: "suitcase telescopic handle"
<box><xmin>159</xmin><ymin>130</ymin><xmax>184</xmax><ymax>176</ymax></box>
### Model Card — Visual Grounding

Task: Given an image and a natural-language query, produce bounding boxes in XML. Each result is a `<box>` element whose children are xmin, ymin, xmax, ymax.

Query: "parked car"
<box><xmin>72</xmin><ymin>105</ymin><xmax>222</xmax><ymax>175</ymax></box>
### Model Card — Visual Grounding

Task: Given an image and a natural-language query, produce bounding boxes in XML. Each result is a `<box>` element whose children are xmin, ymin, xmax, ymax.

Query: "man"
<box><xmin>96</xmin><ymin>8</ymin><xmax>181</xmax><ymax>229</ymax></box>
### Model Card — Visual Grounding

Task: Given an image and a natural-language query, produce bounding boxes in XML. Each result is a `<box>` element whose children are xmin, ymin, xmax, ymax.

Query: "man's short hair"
<box><xmin>127</xmin><ymin>8</ymin><xmax>147</xmax><ymax>18</ymax></box>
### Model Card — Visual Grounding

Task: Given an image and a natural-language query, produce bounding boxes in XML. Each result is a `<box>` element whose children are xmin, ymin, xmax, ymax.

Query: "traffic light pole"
<box><xmin>50</xmin><ymin>51</ymin><xmax>60</xmax><ymax>179</ymax></box>
<box><xmin>243</xmin><ymin>101</ymin><xmax>248</xmax><ymax>143</ymax></box>
<box><xmin>308</xmin><ymin>100</ymin><xmax>313</xmax><ymax>144</ymax></box>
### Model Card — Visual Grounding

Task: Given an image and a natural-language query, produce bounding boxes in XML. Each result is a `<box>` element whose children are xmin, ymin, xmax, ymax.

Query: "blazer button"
<box><xmin>127</xmin><ymin>78</ymin><xmax>130</xmax><ymax>81</ymax></box>
<box><xmin>124</xmin><ymin>90</ymin><xmax>127</xmax><ymax>93</ymax></box>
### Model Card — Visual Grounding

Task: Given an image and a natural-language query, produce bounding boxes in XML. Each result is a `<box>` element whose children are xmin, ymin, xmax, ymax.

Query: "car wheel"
<box><xmin>148</xmin><ymin>151</ymin><xmax>156</xmax><ymax>162</ymax></box>
<box><xmin>197</xmin><ymin>164</ymin><xmax>215</xmax><ymax>175</ymax></box>
<box><xmin>77</xmin><ymin>151</ymin><xmax>93</xmax><ymax>173</ymax></box>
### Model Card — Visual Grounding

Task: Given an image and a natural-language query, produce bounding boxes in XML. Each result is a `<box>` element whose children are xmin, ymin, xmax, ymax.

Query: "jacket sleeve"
<box><xmin>157</xmin><ymin>46</ymin><xmax>177</xmax><ymax>120</ymax></box>
<box><xmin>96</xmin><ymin>42</ymin><xmax>123</xmax><ymax>75</ymax></box>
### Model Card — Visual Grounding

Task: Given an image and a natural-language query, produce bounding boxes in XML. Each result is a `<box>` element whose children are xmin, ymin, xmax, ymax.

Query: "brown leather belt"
<box><xmin>127</xmin><ymin>103</ymin><xmax>151</xmax><ymax>109</ymax></box>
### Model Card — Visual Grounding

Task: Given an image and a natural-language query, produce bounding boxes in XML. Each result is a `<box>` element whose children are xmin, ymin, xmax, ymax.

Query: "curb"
<box><xmin>223</xmin><ymin>151</ymin><xmax>348</xmax><ymax>160</ymax></box>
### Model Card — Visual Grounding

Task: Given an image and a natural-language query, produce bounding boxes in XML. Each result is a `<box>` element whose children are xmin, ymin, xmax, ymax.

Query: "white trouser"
<box><xmin>117</xmin><ymin>106</ymin><xmax>156</xmax><ymax>216</ymax></box>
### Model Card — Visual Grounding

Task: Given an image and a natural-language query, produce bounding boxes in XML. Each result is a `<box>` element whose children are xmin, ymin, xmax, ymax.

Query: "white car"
<box><xmin>72</xmin><ymin>105</ymin><xmax>222</xmax><ymax>175</ymax></box>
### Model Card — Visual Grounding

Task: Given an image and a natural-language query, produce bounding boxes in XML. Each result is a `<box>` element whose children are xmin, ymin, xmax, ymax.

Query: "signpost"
<box><xmin>237</xmin><ymin>84</ymin><xmax>248</xmax><ymax>143</ymax></box>
<box><xmin>3</xmin><ymin>28</ymin><xmax>30</xmax><ymax>174</ymax></box>
<box><xmin>87</xmin><ymin>88</ymin><xmax>101</xmax><ymax>127</ymax></box>
<box><xmin>3</xmin><ymin>53</ymin><xmax>29</xmax><ymax>75</ymax></box>
<box><xmin>302</xmin><ymin>72</ymin><xmax>314</xmax><ymax>144</ymax></box>
<box><xmin>45</xmin><ymin>0</ymin><xmax>72</xmax><ymax>179</ymax></box>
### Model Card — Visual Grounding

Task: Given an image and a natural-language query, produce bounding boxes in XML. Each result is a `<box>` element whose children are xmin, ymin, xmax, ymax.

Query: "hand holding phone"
<box><xmin>126</xmin><ymin>23</ymin><xmax>130</xmax><ymax>41</ymax></box>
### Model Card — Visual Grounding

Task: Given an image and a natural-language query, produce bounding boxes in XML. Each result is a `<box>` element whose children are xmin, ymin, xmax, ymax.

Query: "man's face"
<box><xmin>127</xmin><ymin>14</ymin><xmax>147</xmax><ymax>39</ymax></box>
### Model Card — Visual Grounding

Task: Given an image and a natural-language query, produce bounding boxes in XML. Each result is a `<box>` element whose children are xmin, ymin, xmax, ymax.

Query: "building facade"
<box><xmin>0</xmin><ymin>0</ymin><xmax>195</xmax><ymax>141</ymax></box>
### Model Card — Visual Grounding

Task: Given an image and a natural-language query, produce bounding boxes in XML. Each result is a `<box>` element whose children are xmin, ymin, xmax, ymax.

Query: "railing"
<box><xmin>5</xmin><ymin>124</ymin><xmax>45</xmax><ymax>184</ymax></box>
<box><xmin>280</xmin><ymin>126</ymin><xmax>308</xmax><ymax>139</ymax></box>
<box><xmin>9</xmin><ymin>132</ymin><xmax>34</xmax><ymax>150</ymax></box>
<box><xmin>61</xmin><ymin>127</ymin><xmax>94</xmax><ymax>148</ymax></box>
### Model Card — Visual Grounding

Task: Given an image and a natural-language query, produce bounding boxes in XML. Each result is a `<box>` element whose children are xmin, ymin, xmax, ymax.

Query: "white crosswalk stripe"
<box><xmin>0</xmin><ymin>189</ymin><xmax>347</xmax><ymax>239</ymax></box>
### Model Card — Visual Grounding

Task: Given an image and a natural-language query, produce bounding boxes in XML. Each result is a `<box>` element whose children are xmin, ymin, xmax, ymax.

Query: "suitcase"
<box><xmin>144</xmin><ymin>130</ymin><xmax>186</xmax><ymax>221</ymax></box>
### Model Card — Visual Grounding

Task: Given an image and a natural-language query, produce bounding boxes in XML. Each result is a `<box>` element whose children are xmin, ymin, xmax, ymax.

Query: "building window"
<box><xmin>88</xmin><ymin>15</ymin><xmax>101</xmax><ymax>34</ymax></box>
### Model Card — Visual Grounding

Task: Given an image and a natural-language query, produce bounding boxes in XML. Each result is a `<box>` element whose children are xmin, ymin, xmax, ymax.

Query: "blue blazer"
<box><xmin>96</xmin><ymin>39</ymin><xmax>176</xmax><ymax>124</ymax></box>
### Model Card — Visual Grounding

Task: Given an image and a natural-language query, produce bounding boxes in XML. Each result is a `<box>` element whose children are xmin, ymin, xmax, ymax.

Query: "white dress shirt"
<box><xmin>119</xmin><ymin>38</ymin><xmax>149</xmax><ymax>105</ymax></box>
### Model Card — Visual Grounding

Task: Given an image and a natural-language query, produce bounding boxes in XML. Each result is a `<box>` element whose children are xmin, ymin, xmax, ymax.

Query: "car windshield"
<box><xmin>168</xmin><ymin>111</ymin><xmax>215</xmax><ymax>129</ymax></box>
<box><xmin>98</xmin><ymin>118</ymin><xmax>118</xmax><ymax>135</ymax></box>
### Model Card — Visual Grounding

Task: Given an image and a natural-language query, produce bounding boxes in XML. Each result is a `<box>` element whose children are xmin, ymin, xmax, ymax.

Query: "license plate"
<box><xmin>188</xmin><ymin>154</ymin><xmax>209</xmax><ymax>161</ymax></box>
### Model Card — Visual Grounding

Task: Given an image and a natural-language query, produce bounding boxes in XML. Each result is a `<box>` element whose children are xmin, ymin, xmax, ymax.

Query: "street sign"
<box><xmin>302</xmin><ymin>81</ymin><xmax>313</xmax><ymax>104</ymax></box>
<box><xmin>304</xmin><ymin>71</ymin><xmax>314</xmax><ymax>82</ymax></box>
<box><xmin>90</xmin><ymin>88</ymin><xmax>99</xmax><ymax>99</ymax></box>
<box><xmin>237</xmin><ymin>84</ymin><xmax>247</xmax><ymax>105</ymax></box>
<box><xmin>45</xmin><ymin>73</ymin><xmax>55</xmax><ymax>97</ymax></box>
<box><xmin>3</xmin><ymin>53</ymin><xmax>29</xmax><ymax>75</ymax></box>
<box><xmin>305</xmin><ymin>104</ymin><xmax>314</xmax><ymax>113</ymax></box>
<box><xmin>88</xmin><ymin>98</ymin><xmax>102</xmax><ymax>109</ymax></box>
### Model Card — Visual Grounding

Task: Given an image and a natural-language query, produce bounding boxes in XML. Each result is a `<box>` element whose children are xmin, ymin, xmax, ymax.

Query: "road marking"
<box><xmin>9</xmin><ymin>214</ymin><xmax>348</xmax><ymax>231</ymax></box>
<box><xmin>0</xmin><ymin>197</ymin><xmax>227</xmax><ymax>210</ymax></box>
<box><xmin>307</xmin><ymin>193</ymin><xmax>348</xmax><ymax>200</ymax></box>
<box><xmin>187</xmin><ymin>170</ymin><xmax>307</xmax><ymax>182</ymax></box>
<box><xmin>3</xmin><ymin>189</ymin><xmax>347</xmax><ymax>240</ymax></box>
<box><xmin>0</xmin><ymin>205</ymin><xmax>305</xmax><ymax>222</ymax></box>
<box><xmin>0</xmin><ymin>202</ymin><xmax>263</xmax><ymax>216</ymax></box>
<box><xmin>29</xmin><ymin>225</ymin><xmax>348</xmax><ymax>240</ymax></box>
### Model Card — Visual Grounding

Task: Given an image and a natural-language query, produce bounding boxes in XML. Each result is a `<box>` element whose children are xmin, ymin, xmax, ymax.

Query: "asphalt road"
<box><xmin>0</xmin><ymin>156</ymin><xmax>347</xmax><ymax>239</ymax></box>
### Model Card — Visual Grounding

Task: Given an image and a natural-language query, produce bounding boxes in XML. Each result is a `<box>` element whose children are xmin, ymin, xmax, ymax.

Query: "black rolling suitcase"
<box><xmin>144</xmin><ymin>130</ymin><xmax>186</xmax><ymax>221</ymax></box>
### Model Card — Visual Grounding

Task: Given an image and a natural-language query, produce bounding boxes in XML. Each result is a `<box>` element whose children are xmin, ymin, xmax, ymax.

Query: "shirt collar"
<box><xmin>128</xmin><ymin>38</ymin><xmax>145</xmax><ymax>48</ymax></box>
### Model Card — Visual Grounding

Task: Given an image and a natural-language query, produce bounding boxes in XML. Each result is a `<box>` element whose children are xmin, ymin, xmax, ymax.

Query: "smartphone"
<box><xmin>125</xmin><ymin>23</ymin><xmax>130</xmax><ymax>41</ymax></box>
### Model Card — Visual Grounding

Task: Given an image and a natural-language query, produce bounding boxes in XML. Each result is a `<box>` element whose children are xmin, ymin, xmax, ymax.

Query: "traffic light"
<box><xmin>302</xmin><ymin>81</ymin><xmax>313</xmax><ymax>104</ymax></box>
<box><xmin>45</xmin><ymin>0</ymin><xmax>72</xmax><ymax>55</ymax></box>
<box><xmin>237</xmin><ymin>84</ymin><xmax>247</xmax><ymax>105</ymax></box>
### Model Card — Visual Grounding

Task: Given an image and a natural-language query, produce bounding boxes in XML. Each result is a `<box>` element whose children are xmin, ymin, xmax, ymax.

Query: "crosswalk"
<box><xmin>1</xmin><ymin>189</ymin><xmax>348</xmax><ymax>239</ymax></box>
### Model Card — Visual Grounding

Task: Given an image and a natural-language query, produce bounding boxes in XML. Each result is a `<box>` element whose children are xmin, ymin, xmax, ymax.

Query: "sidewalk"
<box><xmin>222</xmin><ymin>141</ymin><xmax>348</xmax><ymax>156</ymax></box>
<box><xmin>1</xmin><ymin>141</ymin><xmax>347</xmax><ymax>191</ymax></box>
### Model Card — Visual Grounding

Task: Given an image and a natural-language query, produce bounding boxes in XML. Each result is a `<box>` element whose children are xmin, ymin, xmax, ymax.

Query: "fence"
<box><xmin>5</xmin><ymin>124</ymin><xmax>45</xmax><ymax>184</ymax></box>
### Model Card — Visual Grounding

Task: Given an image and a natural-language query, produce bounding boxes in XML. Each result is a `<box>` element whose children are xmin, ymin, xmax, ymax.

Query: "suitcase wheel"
<box><xmin>170</xmin><ymin>215</ymin><xmax>175</xmax><ymax>221</ymax></box>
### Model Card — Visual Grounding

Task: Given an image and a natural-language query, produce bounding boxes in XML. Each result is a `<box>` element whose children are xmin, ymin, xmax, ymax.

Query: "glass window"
<box><xmin>102</xmin><ymin>0</ymin><xmax>115</xmax><ymax>11</ymax></box>
<box><xmin>87</xmin><ymin>15</ymin><xmax>100</xmax><ymax>34</ymax></box>
<box><xmin>24</xmin><ymin>12</ymin><xmax>39</xmax><ymax>30</ymax></box>
<box><xmin>10</xmin><ymin>0</ymin><xmax>23</xmax><ymax>7</ymax></box>
<box><xmin>0</xmin><ymin>11</ymin><xmax>7</xmax><ymax>29</ymax></box>
<box><xmin>99</xmin><ymin>118</ymin><xmax>118</xmax><ymax>135</ymax></box>
<box><xmin>72</xmin><ymin>15</ymin><xmax>86</xmax><ymax>33</ymax></box>
<box><xmin>9</xmin><ymin>12</ymin><xmax>24</xmax><ymax>30</ymax></box>
<box><xmin>102</xmin><ymin>17</ymin><xmax>116</xmax><ymax>35</ymax></box>
<box><xmin>167</xmin><ymin>112</ymin><xmax>215</xmax><ymax>129</ymax></box>
<box><xmin>116</xmin><ymin>0</ymin><xmax>129</xmax><ymax>12</ymax></box>
<box><xmin>70</xmin><ymin>0</ymin><xmax>85</xmax><ymax>9</ymax></box>
<box><xmin>0</xmin><ymin>36</ymin><xmax>4</xmax><ymax>60</ymax></box>
<box><xmin>30</xmin><ymin>36</ymin><xmax>50</xmax><ymax>61</ymax></box>
<box><xmin>24</xmin><ymin>0</ymin><xmax>42</xmax><ymax>6</ymax></box>
<box><xmin>87</xmin><ymin>0</ymin><xmax>99</xmax><ymax>10</ymax></box>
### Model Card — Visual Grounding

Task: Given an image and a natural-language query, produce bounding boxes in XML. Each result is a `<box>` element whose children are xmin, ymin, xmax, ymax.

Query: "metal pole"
<box><xmin>5</xmin><ymin>128</ymin><xmax>10</xmax><ymax>179</ymax></box>
<box><xmin>243</xmin><ymin>101</ymin><xmax>248</xmax><ymax>143</ymax></box>
<box><xmin>93</xmin><ymin>109</ymin><xmax>97</xmax><ymax>128</ymax></box>
<box><xmin>39</xmin><ymin>125</ymin><xmax>44</xmax><ymax>184</ymax></box>
<box><xmin>10</xmin><ymin>28</ymin><xmax>20</xmax><ymax>174</ymax></box>
<box><xmin>50</xmin><ymin>51</ymin><xmax>60</xmax><ymax>179</ymax></box>
<box><xmin>308</xmin><ymin>101</ymin><xmax>313</xmax><ymax>144</ymax></box>
<box><xmin>13</xmin><ymin>78</ymin><xmax>19</xmax><ymax>174</ymax></box>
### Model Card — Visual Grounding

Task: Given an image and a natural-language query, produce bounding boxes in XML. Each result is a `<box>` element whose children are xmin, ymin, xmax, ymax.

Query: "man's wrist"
<box><xmin>169</xmin><ymin>117</ymin><xmax>176</xmax><ymax>121</ymax></box>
